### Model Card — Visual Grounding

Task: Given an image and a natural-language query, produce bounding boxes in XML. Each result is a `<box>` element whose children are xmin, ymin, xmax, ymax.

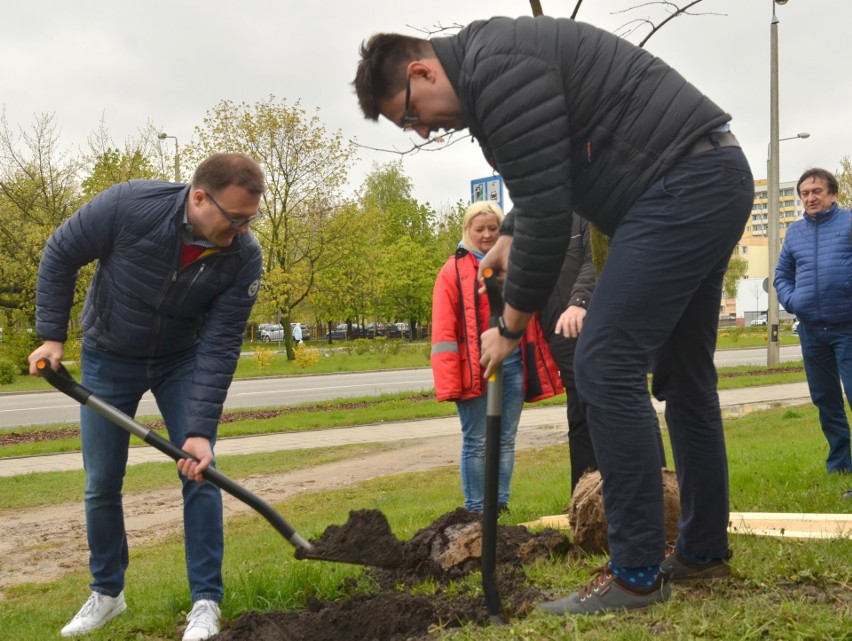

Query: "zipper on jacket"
<box><xmin>177</xmin><ymin>262</ymin><xmax>206</xmax><ymax>307</ymax></box>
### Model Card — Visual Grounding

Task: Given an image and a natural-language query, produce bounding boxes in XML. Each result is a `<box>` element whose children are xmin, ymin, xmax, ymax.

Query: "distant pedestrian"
<box><xmin>774</xmin><ymin>168</ymin><xmax>852</xmax><ymax>475</ymax></box>
<box><xmin>292</xmin><ymin>322</ymin><xmax>303</xmax><ymax>345</ymax></box>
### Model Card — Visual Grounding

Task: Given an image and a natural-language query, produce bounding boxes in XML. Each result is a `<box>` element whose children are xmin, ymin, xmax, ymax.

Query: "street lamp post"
<box><xmin>766</xmin><ymin>0</ymin><xmax>788</xmax><ymax>367</ymax></box>
<box><xmin>158</xmin><ymin>132</ymin><xmax>180</xmax><ymax>182</ymax></box>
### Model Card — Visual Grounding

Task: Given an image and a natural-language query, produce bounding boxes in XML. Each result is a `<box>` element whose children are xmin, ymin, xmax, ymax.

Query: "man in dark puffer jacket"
<box><xmin>28</xmin><ymin>153</ymin><xmax>264</xmax><ymax>640</ymax></box>
<box><xmin>355</xmin><ymin>16</ymin><xmax>753</xmax><ymax>614</ymax></box>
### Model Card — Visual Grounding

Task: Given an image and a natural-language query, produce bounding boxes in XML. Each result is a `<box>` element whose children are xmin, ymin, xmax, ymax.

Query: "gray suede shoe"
<box><xmin>539</xmin><ymin>566</ymin><xmax>670</xmax><ymax>615</ymax></box>
<box><xmin>661</xmin><ymin>544</ymin><xmax>731</xmax><ymax>582</ymax></box>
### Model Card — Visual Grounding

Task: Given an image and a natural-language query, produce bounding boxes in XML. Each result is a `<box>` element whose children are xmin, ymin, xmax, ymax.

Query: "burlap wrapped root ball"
<box><xmin>567</xmin><ymin>468</ymin><xmax>681</xmax><ymax>553</ymax></box>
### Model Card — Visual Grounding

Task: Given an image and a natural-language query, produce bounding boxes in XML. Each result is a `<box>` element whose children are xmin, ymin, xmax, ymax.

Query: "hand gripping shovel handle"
<box><xmin>480</xmin><ymin>268</ymin><xmax>503</xmax><ymax>623</ymax></box>
<box><xmin>35</xmin><ymin>358</ymin><xmax>313</xmax><ymax>553</ymax></box>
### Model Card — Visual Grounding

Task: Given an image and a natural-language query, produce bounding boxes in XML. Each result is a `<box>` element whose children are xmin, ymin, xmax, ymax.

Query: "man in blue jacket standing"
<box><xmin>354</xmin><ymin>16</ymin><xmax>753</xmax><ymax>615</ymax></box>
<box><xmin>28</xmin><ymin>153</ymin><xmax>265</xmax><ymax>640</ymax></box>
<box><xmin>775</xmin><ymin>168</ymin><xmax>852</xmax><ymax>480</ymax></box>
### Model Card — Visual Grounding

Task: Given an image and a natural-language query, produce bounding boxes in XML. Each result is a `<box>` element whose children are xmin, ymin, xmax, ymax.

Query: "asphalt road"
<box><xmin>0</xmin><ymin>368</ymin><xmax>436</xmax><ymax>429</ymax></box>
<box><xmin>0</xmin><ymin>345</ymin><xmax>802</xmax><ymax>429</ymax></box>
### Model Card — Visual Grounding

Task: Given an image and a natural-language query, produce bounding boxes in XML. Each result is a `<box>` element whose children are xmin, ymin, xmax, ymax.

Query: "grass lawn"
<box><xmin>0</xmin><ymin>404</ymin><xmax>849</xmax><ymax>640</ymax></box>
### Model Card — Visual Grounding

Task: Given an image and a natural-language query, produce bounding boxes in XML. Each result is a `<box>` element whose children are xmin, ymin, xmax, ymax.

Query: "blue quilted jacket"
<box><xmin>774</xmin><ymin>203</ymin><xmax>852</xmax><ymax>325</ymax></box>
<box><xmin>35</xmin><ymin>180</ymin><xmax>262</xmax><ymax>438</ymax></box>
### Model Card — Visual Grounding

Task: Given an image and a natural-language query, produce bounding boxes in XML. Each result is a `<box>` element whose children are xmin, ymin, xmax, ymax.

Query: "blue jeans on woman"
<box><xmin>455</xmin><ymin>357</ymin><xmax>525</xmax><ymax>510</ymax></box>
<box><xmin>797</xmin><ymin>322</ymin><xmax>852</xmax><ymax>473</ymax></box>
<box><xmin>80</xmin><ymin>342</ymin><xmax>224</xmax><ymax>604</ymax></box>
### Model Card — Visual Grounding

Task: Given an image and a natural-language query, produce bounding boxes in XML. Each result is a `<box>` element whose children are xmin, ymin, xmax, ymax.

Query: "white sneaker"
<box><xmin>182</xmin><ymin>599</ymin><xmax>221</xmax><ymax>641</ymax></box>
<box><xmin>60</xmin><ymin>590</ymin><xmax>127</xmax><ymax>637</ymax></box>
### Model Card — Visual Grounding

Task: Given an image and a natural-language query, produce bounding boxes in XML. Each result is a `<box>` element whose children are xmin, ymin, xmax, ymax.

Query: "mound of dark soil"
<box><xmin>214</xmin><ymin>508</ymin><xmax>570</xmax><ymax>641</ymax></box>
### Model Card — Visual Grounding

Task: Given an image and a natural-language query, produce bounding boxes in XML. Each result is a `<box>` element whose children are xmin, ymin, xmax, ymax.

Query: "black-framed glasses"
<box><xmin>401</xmin><ymin>75</ymin><xmax>418</xmax><ymax>131</ymax></box>
<box><xmin>205</xmin><ymin>191</ymin><xmax>263</xmax><ymax>229</ymax></box>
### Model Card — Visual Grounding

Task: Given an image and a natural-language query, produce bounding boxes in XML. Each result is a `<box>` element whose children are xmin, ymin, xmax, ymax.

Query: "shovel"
<box><xmin>35</xmin><ymin>358</ymin><xmax>314</xmax><ymax>554</ymax></box>
<box><xmin>481</xmin><ymin>267</ymin><xmax>505</xmax><ymax>624</ymax></box>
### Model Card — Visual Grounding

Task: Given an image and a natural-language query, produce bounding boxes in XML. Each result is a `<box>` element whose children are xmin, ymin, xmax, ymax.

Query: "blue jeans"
<box><xmin>574</xmin><ymin>145</ymin><xmax>753</xmax><ymax>567</ymax></box>
<box><xmin>80</xmin><ymin>342</ymin><xmax>224</xmax><ymax>603</ymax></box>
<box><xmin>455</xmin><ymin>358</ymin><xmax>525</xmax><ymax>510</ymax></box>
<box><xmin>797</xmin><ymin>322</ymin><xmax>852</xmax><ymax>473</ymax></box>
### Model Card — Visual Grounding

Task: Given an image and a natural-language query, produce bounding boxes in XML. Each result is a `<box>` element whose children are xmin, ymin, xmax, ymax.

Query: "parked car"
<box><xmin>325</xmin><ymin>323</ymin><xmax>369</xmax><ymax>341</ymax></box>
<box><xmin>258</xmin><ymin>323</ymin><xmax>285</xmax><ymax>342</ymax></box>
<box><xmin>395</xmin><ymin>322</ymin><xmax>428</xmax><ymax>339</ymax></box>
<box><xmin>365</xmin><ymin>322</ymin><xmax>402</xmax><ymax>338</ymax></box>
<box><xmin>749</xmin><ymin>315</ymin><xmax>767</xmax><ymax>327</ymax></box>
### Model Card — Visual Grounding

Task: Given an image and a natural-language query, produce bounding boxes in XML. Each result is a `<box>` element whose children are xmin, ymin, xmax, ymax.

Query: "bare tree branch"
<box><xmin>570</xmin><ymin>0</ymin><xmax>584</xmax><ymax>20</ymax></box>
<box><xmin>609</xmin><ymin>1</ymin><xmax>722</xmax><ymax>48</ymax></box>
<box><xmin>406</xmin><ymin>22</ymin><xmax>463</xmax><ymax>37</ymax></box>
<box><xmin>351</xmin><ymin>131</ymin><xmax>473</xmax><ymax>157</ymax></box>
<box><xmin>530</xmin><ymin>1</ymin><xmax>544</xmax><ymax>17</ymax></box>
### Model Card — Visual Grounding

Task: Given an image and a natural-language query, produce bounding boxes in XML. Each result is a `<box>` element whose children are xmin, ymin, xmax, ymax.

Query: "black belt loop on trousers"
<box><xmin>686</xmin><ymin>131</ymin><xmax>740</xmax><ymax>157</ymax></box>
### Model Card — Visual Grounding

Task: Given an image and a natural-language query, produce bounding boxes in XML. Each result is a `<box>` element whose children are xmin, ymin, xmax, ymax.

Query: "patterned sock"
<box><xmin>609</xmin><ymin>561</ymin><xmax>661</xmax><ymax>589</ymax></box>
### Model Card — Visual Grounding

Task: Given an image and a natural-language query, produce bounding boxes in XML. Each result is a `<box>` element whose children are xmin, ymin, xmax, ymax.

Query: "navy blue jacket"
<box><xmin>35</xmin><ymin>180</ymin><xmax>262</xmax><ymax>438</ymax></box>
<box><xmin>431</xmin><ymin>16</ymin><xmax>730</xmax><ymax>313</ymax></box>
<box><xmin>774</xmin><ymin>203</ymin><xmax>852</xmax><ymax>325</ymax></box>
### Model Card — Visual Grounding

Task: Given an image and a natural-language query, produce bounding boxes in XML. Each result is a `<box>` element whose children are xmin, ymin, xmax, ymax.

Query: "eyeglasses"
<box><xmin>401</xmin><ymin>75</ymin><xmax>418</xmax><ymax>131</ymax></box>
<box><xmin>205</xmin><ymin>191</ymin><xmax>263</xmax><ymax>229</ymax></box>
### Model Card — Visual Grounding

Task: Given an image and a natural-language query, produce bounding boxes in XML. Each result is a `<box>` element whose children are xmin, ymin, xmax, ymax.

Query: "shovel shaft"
<box><xmin>36</xmin><ymin>359</ymin><xmax>312</xmax><ymax>552</ymax></box>
<box><xmin>480</xmin><ymin>268</ymin><xmax>504</xmax><ymax>621</ymax></box>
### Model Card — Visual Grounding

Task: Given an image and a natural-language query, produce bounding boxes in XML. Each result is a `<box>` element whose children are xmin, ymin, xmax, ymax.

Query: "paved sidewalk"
<box><xmin>0</xmin><ymin>382</ymin><xmax>812</xmax><ymax>478</ymax></box>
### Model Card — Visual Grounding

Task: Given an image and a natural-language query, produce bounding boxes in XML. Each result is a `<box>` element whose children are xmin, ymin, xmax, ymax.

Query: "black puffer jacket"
<box><xmin>540</xmin><ymin>215</ymin><xmax>595</xmax><ymax>337</ymax></box>
<box><xmin>431</xmin><ymin>16</ymin><xmax>730</xmax><ymax>312</ymax></box>
<box><xmin>35</xmin><ymin>180</ymin><xmax>262</xmax><ymax>438</ymax></box>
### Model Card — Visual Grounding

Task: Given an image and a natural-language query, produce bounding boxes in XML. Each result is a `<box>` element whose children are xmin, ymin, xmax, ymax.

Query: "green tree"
<box><xmin>187</xmin><ymin>97</ymin><xmax>358</xmax><ymax>359</ymax></box>
<box><xmin>0</xmin><ymin>112</ymin><xmax>83</xmax><ymax>323</ymax></box>
<box><xmin>836</xmin><ymin>156</ymin><xmax>852</xmax><ymax>208</ymax></box>
<box><xmin>356</xmin><ymin>162</ymin><xmax>442</xmax><ymax>332</ymax></box>
<box><xmin>723</xmin><ymin>255</ymin><xmax>748</xmax><ymax>300</ymax></box>
<box><xmin>81</xmin><ymin>148</ymin><xmax>157</xmax><ymax>200</ymax></box>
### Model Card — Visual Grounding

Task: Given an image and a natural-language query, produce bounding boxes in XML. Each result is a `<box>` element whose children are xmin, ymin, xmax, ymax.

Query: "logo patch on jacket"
<box><xmin>248</xmin><ymin>280</ymin><xmax>260</xmax><ymax>298</ymax></box>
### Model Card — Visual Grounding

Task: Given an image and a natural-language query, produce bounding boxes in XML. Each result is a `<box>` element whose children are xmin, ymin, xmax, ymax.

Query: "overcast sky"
<box><xmin>1</xmin><ymin>0</ymin><xmax>848</xmax><ymax>212</ymax></box>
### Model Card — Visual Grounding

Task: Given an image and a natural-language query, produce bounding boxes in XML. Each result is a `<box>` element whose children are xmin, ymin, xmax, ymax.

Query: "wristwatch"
<box><xmin>497</xmin><ymin>315</ymin><xmax>524</xmax><ymax>340</ymax></box>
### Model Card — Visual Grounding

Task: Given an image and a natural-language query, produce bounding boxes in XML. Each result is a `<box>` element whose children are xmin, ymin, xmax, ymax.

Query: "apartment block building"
<box><xmin>722</xmin><ymin>178</ymin><xmax>805</xmax><ymax>318</ymax></box>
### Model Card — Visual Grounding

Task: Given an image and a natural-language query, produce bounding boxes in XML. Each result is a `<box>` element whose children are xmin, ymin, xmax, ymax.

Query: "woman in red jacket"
<box><xmin>431</xmin><ymin>201</ymin><xmax>561</xmax><ymax>512</ymax></box>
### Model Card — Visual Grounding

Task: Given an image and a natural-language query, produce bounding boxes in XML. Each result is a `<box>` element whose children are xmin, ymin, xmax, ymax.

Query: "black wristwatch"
<box><xmin>497</xmin><ymin>315</ymin><xmax>524</xmax><ymax>340</ymax></box>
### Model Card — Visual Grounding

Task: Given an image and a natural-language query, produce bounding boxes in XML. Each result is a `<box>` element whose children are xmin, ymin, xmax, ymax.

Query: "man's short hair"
<box><xmin>192</xmin><ymin>153</ymin><xmax>265</xmax><ymax>196</ymax></box>
<box><xmin>797</xmin><ymin>167</ymin><xmax>838</xmax><ymax>196</ymax></box>
<box><xmin>353</xmin><ymin>33</ymin><xmax>433</xmax><ymax>120</ymax></box>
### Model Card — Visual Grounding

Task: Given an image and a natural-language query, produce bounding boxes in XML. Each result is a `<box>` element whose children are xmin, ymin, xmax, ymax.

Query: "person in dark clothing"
<box><xmin>29</xmin><ymin>153</ymin><xmax>265</xmax><ymax>640</ymax></box>
<box><xmin>543</xmin><ymin>215</ymin><xmax>669</xmax><ymax>495</ymax></box>
<box><xmin>354</xmin><ymin>15</ymin><xmax>753</xmax><ymax>614</ymax></box>
<box><xmin>540</xmin><ymin>214</ymin><xmax>597</xmax><ymax>493</ymax></box>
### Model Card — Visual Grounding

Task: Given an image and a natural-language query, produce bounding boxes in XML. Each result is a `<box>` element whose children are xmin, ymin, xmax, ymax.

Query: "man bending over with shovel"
<box><xmin>28</xmin><ymin>153</ymin><xmax>265</xmax><ymax>640</ymax></box>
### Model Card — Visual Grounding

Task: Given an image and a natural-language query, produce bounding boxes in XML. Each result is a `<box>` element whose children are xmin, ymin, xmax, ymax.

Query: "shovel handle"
<box><xmin>482</xmin><ymin>267</ymin><xmax>504</xmax><ymax>328</ymax></box>
<box><xmin>478</xmin><ymin>268</ymin><xmax>504</xmax><ymax>622</ymax></box>
<box><xmin>35</xmin><ymin>358</ymin><xmax>313</xmax><ymax>552</ymax></box>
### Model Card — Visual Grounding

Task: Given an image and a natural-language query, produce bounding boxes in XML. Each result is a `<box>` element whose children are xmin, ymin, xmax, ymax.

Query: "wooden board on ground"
<box><xmin>521</xmin><ymin>512</ymin><xmax>852</xmax><ymax>540</ymax></box>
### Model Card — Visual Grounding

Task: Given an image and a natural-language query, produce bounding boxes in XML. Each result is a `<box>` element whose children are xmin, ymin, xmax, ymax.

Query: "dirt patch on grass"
<box><xmin>0</xmin><ymin>426</ymin><xmax>566</xmax><ymax>598</ymax></box>
<box><xmin>214</xmin><ymin>508</ymin><xmax>568</xmax><ymax>641</ymax></box>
